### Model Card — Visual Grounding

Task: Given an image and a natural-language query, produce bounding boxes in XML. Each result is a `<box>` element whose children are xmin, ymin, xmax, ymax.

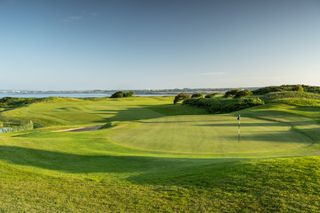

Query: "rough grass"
<box><xmin>263</xmin><ymin>91</ymin><xmax>320</xmax><ymax>102</ymax></box>
<box><xmin>0</xmin><ymin>96</ymin><xmax>319</xmax><ymax>212</ymax></box>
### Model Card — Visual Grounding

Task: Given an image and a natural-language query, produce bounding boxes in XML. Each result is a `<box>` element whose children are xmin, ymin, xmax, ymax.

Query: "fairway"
<box><xmin>0</xmin><ymin>96</ymin><xmax>320</xmax><ymax>211</ymax></box>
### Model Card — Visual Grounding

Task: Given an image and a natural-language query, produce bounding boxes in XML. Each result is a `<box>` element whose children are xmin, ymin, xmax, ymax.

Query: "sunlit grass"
<box><xmin>0</xmin><ymin>96</ymin><xmax>319</xmax><ymax>211</ymax></box>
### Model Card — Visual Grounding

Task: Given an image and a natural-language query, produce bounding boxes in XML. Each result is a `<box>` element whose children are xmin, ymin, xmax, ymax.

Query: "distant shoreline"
<box><xmin>0</xmin><ymin>93</ymin><xmax>174</xmax><ymax>99</ymax></box>
<box><xmin>0</xmin><ymin>87</ymin><xmax>259</xmax><ymax>98</ymax></box>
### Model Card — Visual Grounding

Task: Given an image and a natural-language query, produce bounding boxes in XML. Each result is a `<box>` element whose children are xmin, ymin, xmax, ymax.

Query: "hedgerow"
<box><xmin>183</xmin><ymin>97</ymin><xmax>264</xmax><ymax>113</ymax></box>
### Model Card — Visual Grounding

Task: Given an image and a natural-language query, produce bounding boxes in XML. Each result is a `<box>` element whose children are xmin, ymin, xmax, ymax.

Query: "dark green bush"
<box><xmin>191</xmin><ymin>93</ymin><xmax>203</xmax><ymax>99</ymax></box>
<box><xmin>110</xmin><ymin>91</ymin><xmax>134</xmax><ymax>98</ymax></box>
<box><xmin>0</xmin><ymin>97</ymin><xmax>40</xmax><ymax>108</ymax></box>
<box><xmin>123</xmin><ymin>91</ymin><xmax>134</xmax><ymax>97</ymax></box>
<box><xmin>234</xmin><ymin>90</ymin><xmax>253</xmax><ymax>98</ymax></box>
<box><xmin>110</xmin><ymin>91</ymin><xmax>124</xmax><ymax>98</ymax></box>
<box><xmin>173</xmin><ymin>93</ymin><xmax>191</xmax><ymax>104</ymax></box>
<box><xmin>224</xmin><ymin>89</ymin><xmax>240</xmax><ymax>98</ymax></box>
<box><xmin>205</xmin><ymin>93</ymin><xmax>218</xmax><ymax>98</ymax></box>
<box><xmin>306</xmin><ymin>86</ymin><xmax>320</xmax><ymax>94</ymax></box>
<box><xmin>252</xmin><ymin>86</ymin><xmax>284</xmax><ymax>95</ymax></box>
<box><xmin>183</xmin><ymin>97</ymin><xmax>264</xmax><ymax>113</ymax></box>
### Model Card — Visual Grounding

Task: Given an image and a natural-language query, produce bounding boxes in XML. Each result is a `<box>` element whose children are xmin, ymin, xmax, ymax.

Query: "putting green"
<box><xmin>111</xmin><ymin>114</ymin><xmax>313</xmax><ymax>155</ymax></box>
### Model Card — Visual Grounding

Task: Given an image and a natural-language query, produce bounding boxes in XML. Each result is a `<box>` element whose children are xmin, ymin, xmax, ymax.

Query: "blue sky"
<box><xmin>0</xmin><ymin>0</ymin><xmax>319</xmax><ymax>90</ymax></box>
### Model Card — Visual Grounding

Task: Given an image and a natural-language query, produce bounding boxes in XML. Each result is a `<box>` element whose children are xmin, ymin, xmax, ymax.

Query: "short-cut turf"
<box><xmin>111</xmin><ymin>114</ymin><xmax>313</xmax><ymax>156</ymax></box>
<box><xmin>0</xmin><ymin>96</ymin><xmax>319</xmax><ymax>211</ymax></box>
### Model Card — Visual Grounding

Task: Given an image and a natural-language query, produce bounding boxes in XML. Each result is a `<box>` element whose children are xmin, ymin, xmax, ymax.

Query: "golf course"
<box><xmin>0</xmin><ymin>87</ymin><xmax>320</xmax><ymax>212</ymax></box>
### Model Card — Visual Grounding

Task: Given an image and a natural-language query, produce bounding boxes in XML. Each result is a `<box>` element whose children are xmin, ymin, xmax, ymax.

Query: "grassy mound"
<box><xmin>263</xmin><ymin>91</ymin><xmax>320</xmax><ymax>102</ymax></box>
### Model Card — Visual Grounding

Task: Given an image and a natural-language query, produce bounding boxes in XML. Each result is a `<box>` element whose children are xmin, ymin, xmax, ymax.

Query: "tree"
<box><xmin>234</xmin><ymin>90</ymin><xmax>252</xmax><ymax>98</ymax></box>
<box><xmin>173</xmin><ymin>93</ymin><xmax>191</xmax><ymax>104</ymax></box>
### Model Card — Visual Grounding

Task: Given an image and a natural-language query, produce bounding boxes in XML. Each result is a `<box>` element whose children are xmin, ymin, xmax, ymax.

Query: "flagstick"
<box><xmin>238</xmin><ymin>118</ymin><xmax>240</xmax><ymax>143</ymax></box>
<box><xmin>237</xmin><ymin>114</ymin><xmax>241</xmax><ymax>143</ymax></box>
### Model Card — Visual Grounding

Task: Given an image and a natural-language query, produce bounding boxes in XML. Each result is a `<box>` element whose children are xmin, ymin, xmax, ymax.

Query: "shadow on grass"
<box><xmin>1</xmin><ymin>145</ymin><xmax>319</xmax><ymax>191</ymax></box>
<box><xmin>0</xmin><ymin>145</ymin><xmax>228</xmax><ymax>174</ymax></box>
<box><xmin>195</xmin><ymin>120</ymin><xmax>316</xmax><ymax>127</ymax></box>
<box><xmin>293</xmin><ymin>105</ymin><xmax>320</xmax><ymax>113</ymax></box>
<box><xmin>0</xmin><ymin>145</ymin><xmax>251</xmax><ymax>188</ymax></box>
<box><xmin>131</xmin><ymin>155</ymin><xmax>320</xmax><ymax>194</ymax></box>
<box><xmin>94</xmin><ymin>104</ymin><xmax>208</xmax><ymax>123</ymax></box>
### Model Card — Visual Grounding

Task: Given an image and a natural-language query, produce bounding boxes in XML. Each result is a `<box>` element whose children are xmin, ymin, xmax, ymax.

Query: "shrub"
<box><xmin>110</xmin><ymin>91</ymin><xmax>134</xmax><ymax>98</ymax></box>
<box><xmin>234</xmin><ymin>90</ymin><xmax>253</xmax><ymax>98</ymax></box>
<box><xmin>0</xmin><ymin>97</ymin><xmax>41</xmax><ymax>108</ymax></box>
<box><xmin>110</xmin><ymin>91</ymin><xmax>124</xmax><ymax>98</ymax></box>
<box><xmin>123</xmin><ymin>91</ymin><xmax>134</xmax><ymax>97</ymax></box>
<box><xmin>295</xmin><ymin>85</ymin><xmax>304</xmax><ymax>93</ymax></box>
<box><xmin>191</xmin><ymin>93</ymin><xmax>203</xmax><ymax>99</ymax></box>
<box><xmin>183</xmin><ymin>97</ymin><xmax>264</xmax><ymax>113</ymax></box>
<box><xmin>224</xmin><ymin>89</ymin><xmax>240</xmax><ymax>98</ymax></box>
<box><xmin>252</xmin><ymin>84</ymin><xmax>320</xmax><ymax>95</ymax></box>
<box><xmin>252</xmin><ymin>86</ymin><xmax>284</xmax><ymax>95</ymax></box>
<box><xmin>239</xmin><ymin>97</ymin><xmax>264</xmax><ymax>107</ymax></box>
<box><xmin>173</xmin><ymin>93</ymin><xmax>191</xmax><ymax>104</ymax></box>
<box><xmin>306</xmin><ymin>86</ymin><xmax>320</xmax><ymax>94</ymax></box>
<box><xmin>205</xmin><ymin>93</ymin><xmax>218</xmax><ymax>98</ymax></box>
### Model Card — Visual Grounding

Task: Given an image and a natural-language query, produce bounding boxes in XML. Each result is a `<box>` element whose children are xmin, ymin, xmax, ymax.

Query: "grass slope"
<box><xmin>0</xmin><ymin>96</ymin><xmax>319</xmax><ymax>212</ymax></box>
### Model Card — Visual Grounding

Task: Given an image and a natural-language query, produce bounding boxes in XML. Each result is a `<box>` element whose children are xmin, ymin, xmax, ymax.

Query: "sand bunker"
<box><xmin>53</xmin><ymin>126</ymin><xmax>101</xmax><ymax>133</ymax></box>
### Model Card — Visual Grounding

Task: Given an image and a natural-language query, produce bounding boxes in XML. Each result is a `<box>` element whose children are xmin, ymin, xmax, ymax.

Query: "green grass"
<box><xmin>111</xmin><ymin>115</ymin><xmax>313</xmax><ymax>156</ymax></box>
<box><xmin>263</xmin><ymin>91</ymin><xmax>320</xmax><ymax>103</ymax></box>
<box><xmin>0</xmin><ymin>96</ymin><xmax>320</xmax><ymax>211</ymax></box>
